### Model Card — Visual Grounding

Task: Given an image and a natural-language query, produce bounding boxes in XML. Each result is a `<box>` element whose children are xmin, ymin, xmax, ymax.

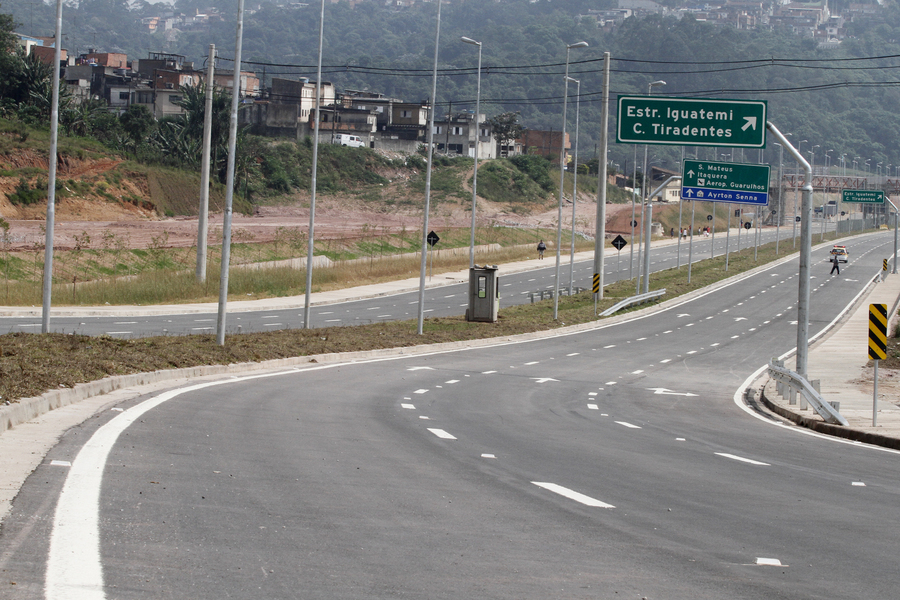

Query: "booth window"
<box><xmin>478</xmin><ymin>276</ymin><xmax>486</xmax><ymax>298</ymax></box>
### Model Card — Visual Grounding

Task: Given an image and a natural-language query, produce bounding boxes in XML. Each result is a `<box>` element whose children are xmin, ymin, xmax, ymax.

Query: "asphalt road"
<box><xmin>2</xmin><ymin>230</ymin><xmax>897</xmax><ymax>599</ymax></box>
<box><xmin>0</xmin><ymin>222</ymin><xmax>840</xmax><ymax>337</ymax></box>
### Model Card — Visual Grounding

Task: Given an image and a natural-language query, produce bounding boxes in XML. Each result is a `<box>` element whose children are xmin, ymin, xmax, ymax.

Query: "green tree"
<box><xmin>488</xmin><ymin>112</ymin><xmax>525</xmax><ymax>158</ymax></box>
<box><xmin>119</xmin><ymin>104</ymin><xmax>155</xmax><ymax>149</ymax></box>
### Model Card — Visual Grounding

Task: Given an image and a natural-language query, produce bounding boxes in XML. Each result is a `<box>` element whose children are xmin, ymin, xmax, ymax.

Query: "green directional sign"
<box><xmin>842</xmin><ymin>189</ymin><xmax>884</xmax><ymax>204</ymax></box>
<box><xmin>681</xmin><ymin>160</ymin><xmax>770</xmax><ymax>206</ymax></box>
<box><xmin>617</xmin><ymin>96</ymin><xmax>767</xmax><ymax>148</ymax></box>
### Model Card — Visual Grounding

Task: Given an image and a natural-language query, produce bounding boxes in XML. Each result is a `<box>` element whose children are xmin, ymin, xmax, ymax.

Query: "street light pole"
<box><xmin>794</xmin><ymin>139</ymin><xmax>806</xmax><ymax>248</ymax></box>
<box><xmin>775</xmin><ymin>141</ymin><xmax>783</xmax><ymax>255</ymax></box>
<box><xmin>592</xmin><ymin>52</ymin><xmax>611</xmax><ymax>305</ymax></box>
<box><xmin>461</xmin><ymin>36</ymin><xmax>482</xmax><ymax>269</ymax></box>
<box><xmin>638</xmin><ymin>79</ymin><xmax>665</xmax><ymax>295</ymax></box>
<box><xmin>553</xmin><ymin>40</ymin><xmax>588</xmax><ymax>320</ymax></box>
<box><xmin>416</xmin><ymin>0</ymin><xmax>442</xmax><ymax>335</ymax></box>
<box><xmin>566</xmin><ymin>75</ymin><xmax>581</xmax><ymax>295</ymax></box>
<box><xmin>303</xmin><ymin>0</ymin><xmax>326</xmax><ymax>330</ymax></box>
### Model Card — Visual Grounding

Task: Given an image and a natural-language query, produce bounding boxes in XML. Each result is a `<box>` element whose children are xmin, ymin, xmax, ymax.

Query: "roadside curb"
<box><xmin>758</xmin><ymin>382</ymin><xmax>900</xmax><ymax>451</ymax></box>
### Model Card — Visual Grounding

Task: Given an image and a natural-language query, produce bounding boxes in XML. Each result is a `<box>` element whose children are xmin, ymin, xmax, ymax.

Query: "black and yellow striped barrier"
<box><xmin>869</xmin><ymin>303</ymin><xmax>887</xmax><ymax>360</ymax></box>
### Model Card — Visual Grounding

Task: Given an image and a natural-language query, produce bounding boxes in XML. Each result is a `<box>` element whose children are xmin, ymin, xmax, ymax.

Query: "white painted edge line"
<box><xmin>532</xmin><ymin>482</ymin><xmax>615</xmax><ymax>508</ymax></box>
<box><xmin>715</xmin><ymin>452</ymin><xmax>770</xmax><ymax>466</ymax></box>
<box><xmin>46</xmin><ymin>368</ymin><xmax>296</xmax><ymax>600</ymax></box>
<box><xmin>427</xmin><ymin>428</ymin><xmax>457</xmax><ymax>440</ymax></box>
<box><xmin>615</xmin><ymin>421</ymin><xmax>641</xmax><ymax>429</ymax></box>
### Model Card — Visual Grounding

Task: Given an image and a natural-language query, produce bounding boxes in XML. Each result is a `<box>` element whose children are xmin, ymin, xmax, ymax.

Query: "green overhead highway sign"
<box><xmin>617</xmin><ymin>96</ymin><xmax>767</xmax><ymax>148</ymax></box>
<box><xmin>681</xmin><ymin>160</ymin><xmax>770</xmax><ymax>206</ymax></box>
<box><xmin>842</xmin><ymin>189</ymin><xmax>884</xmax><ymax>204</ymax></box>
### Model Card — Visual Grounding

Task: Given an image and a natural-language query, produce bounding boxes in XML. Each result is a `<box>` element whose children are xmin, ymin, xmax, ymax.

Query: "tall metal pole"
<box><xmin>461</xmin><ymin>36</ymin><xmax>482</xmax><ymax>269</ymax></box>
<box><xmin>688</xmin><ymin>200</ymin><xmax>695</xmax><ymax>283</ymax></box>
<box><xmin>417</xmin><ymin>0</ymin><xmax>442</xmax><ymax>335</ymax></box>
<box><xmin>677</xmin><ymin>146</ymin><xmax>684</xmax><ymax>267</ymax></box>
<box><xmin>794</xmin><ymin>139</ymin><xmax>807</xmax><ymax>248</ymax></box>
<box><xmin>41</xmin><ymin>0</ymin><xmax>64</xmax><ymax>333</ymax></box>
<box><xmin>568</xmin><ymin>76</ymin><xmax>580</xmax><ymax>295</ymax></box>
<box><xmin>592</xmin><ymin>52</ymin><xmax>610</xmax><ymax>303</ymax></box>
<box><xmin>775</xmin><ymin>141</ymin><xmax>783</xmax><ymax>255</ymax></box>
<box><xmin>196</xmin><ymin>43</ymin><xmax>216</xmax><ymax>283</ymax></box>
<box><xmin>888</xmin><ymin>198</ymin><xmax>899</xmax><ymax>274</ymax></box>
<box><xmin>768</xmin><ymin>123</ymin><xmax>813</xmax><ymax>378</ymax></box>
<box><xmin>553</xmin><ymin>41</ymin><xmax>587</xmax><ymax>320</ymax></box>
<box><xmin>643</xmin><ymin>176</ymin><xmax>678</xmax><ymax>294</ymax></box>
<box><xmin>725</xmin><ymin>203</ymin><xmax>731</xmax><ymax>271</ymax></box>
<box><xmin>303</xmin><ymin>0</ymin><xmax>326</xmax><ymax>329</ymax></box>
<box><xmin>629</xmin><ymin>145</ymin><xmax>637</xmax><ymax>279</ymax></box>
<box><xmin>638</xmin><ymin>80</ymin><xmax>665</xmax><ymax>295</ymax></box>
<box><xmin>215</xmin><ymin>0</ymin><xmax>245</xmax><ymax>346</ymax></box>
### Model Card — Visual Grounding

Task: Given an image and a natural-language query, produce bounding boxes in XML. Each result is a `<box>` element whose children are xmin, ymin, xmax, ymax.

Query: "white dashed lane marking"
<box><xmin>427</xmin><ymin>428</ymin><xmax>457</xmax><ymax>440</ymax></box>
<box><xmin>715</xmin><ymin>452</ymin><xmax>770</xmax><ymax>466</ymax></box>
<box><xmin>532</xmin><ymin>482</ymin><xmax>615</xmax><ymax>508</ymax></box>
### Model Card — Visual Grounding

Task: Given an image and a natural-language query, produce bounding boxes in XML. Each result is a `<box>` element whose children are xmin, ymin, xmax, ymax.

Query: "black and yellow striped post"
<box><xmin>869</xmin><ymin>303</ymin><xmax>887</xmax><ymax>360</ymax></box>
<box><xmin>592</xmin><ymin>273</ymin><xmax>600</xmax><ymax>294</ymax></box>
<box><xmin>884</xmin><ymin>259</ymin><xmax>889</xmax><ymax>280</ymax></box>
<box><xmin>869</xmin><ymin>303</ymin><xmax>888</xmax><ymax>426</ymax></box>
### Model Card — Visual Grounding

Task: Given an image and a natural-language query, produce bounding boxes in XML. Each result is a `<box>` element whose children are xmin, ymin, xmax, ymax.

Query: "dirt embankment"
<box><xmin>1</xmin><ymin>149</ymin><xmax>637</xmax><ymax>252</ymax></box>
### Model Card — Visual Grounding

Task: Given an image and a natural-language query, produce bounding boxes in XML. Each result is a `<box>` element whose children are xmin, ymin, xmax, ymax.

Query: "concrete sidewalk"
<box><xmin>758</xmin><ymin>271</ymin><xmax>900</xmax><ymax>449</ymax></box>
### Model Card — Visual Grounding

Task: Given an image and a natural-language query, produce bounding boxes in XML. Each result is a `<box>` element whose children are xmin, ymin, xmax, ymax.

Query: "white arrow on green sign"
<box><xmin>617</xmin><ymin>96</ymin><xmax>767</xmax><ymax>148</ymax></box>
<box><xmin>842</xmin><ymin>189</ymin><xmax>884</xmax><ymax>204</ymax></box>
<box><xmin>681</xmin><ymin>159</ymin><xmax>770</xmax><ymax>206</ymax></box>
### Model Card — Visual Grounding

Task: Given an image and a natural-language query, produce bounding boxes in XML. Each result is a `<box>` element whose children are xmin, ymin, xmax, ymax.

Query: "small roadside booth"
<box><xmin>466</xmin><ymin>265</ymin><xmax>500</xmax><ymax>323</ymax></box>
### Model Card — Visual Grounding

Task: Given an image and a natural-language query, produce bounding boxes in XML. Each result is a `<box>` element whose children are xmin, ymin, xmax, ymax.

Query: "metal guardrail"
<box><xmin>768</xmin><ymin>359</ymin><xmax>849</xmax><ymax>426</ymax></box>
<box><xmin>598</xmin><ymin>289</ymin><xmax>666</xmax><ymax>317</ymax></box>
<box><xmin>528</xmin><ymin>287</ymin><xmax>586</xmax><ymax>303</ymax></box>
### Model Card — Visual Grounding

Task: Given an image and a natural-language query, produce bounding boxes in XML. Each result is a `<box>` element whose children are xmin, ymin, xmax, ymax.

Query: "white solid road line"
<box><xmin>45</xmin><ymin>367</ymin><xmax>329</xmax><ymax>600</ymax></box>
<box><xmin>532</xmin><ymin>482</ymin><xmax>615</xmax><ymax>508</ymax></box>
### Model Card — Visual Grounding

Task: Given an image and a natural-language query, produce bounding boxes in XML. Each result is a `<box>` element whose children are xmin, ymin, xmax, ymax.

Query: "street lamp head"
<box><xmin>566</xmin><ymin>76</ymin><xmax>580</xmax><ymax>84</ymax></box>
<box><xmin>650</xmin><ymin>80</ymin><xmax>666</xmax><ymax>88</ymax></box>
<box><xmin>568</xmin><ymin>41</ymin><xmax>589</xmax><ymax>49</ymax></box>
<box><xmin>461</xmin><ymin>36</ymin><xmax>481</xmax><ymax>47</ymax></box>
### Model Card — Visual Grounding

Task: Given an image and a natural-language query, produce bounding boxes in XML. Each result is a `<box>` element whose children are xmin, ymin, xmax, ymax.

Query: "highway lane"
<box><xmin>2</xmin><ymin>230</ymin><xmax>897</xmax><ymax>599</ymax></box>
<box><xmin>0</xmin><ymin>221</ymin><xmax>851</xmax><ymax>338</ymax></box>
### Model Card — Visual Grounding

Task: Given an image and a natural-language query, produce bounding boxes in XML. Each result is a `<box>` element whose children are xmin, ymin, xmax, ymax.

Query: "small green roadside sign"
<box><xmin>842</xmin><ymin>190</ymin><xmax>884</xmax><ymax>204</ymax></box>
<box><xmin>681</xmin><ymin>160</ymin><xmax>770</xmax><ymax>206</ymax></box>
<box><xmin>617</xmin><ymin>96</ymin><xmax>767</xmax><ymax>148</ymax></box>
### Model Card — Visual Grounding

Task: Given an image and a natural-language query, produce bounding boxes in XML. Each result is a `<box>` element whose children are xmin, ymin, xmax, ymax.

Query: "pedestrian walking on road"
<box><xmin>537</xmin><ymin>239</ymin><xmax>546</xmax><ymax>259</ymax></box>
<box><xmin>830</xmin><ymin>253</ymin><xmax>840</xmax><ymax>275</ymax></box>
